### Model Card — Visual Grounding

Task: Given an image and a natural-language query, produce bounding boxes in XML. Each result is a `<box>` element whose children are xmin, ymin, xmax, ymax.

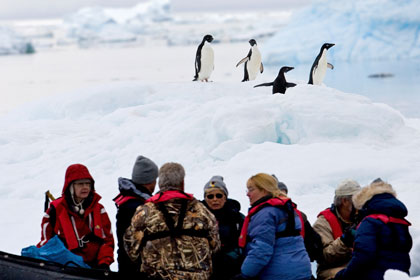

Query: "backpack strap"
<box><xmin>140</xmin><ymin>200</ymin><xmax>209</xmax><ymax>248</ymax></box>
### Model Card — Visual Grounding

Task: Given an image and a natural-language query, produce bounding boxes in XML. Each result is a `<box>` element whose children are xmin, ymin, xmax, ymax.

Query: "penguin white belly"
<box><xmin>312</xmin><ymin>50</ymin><xmax>328</xmax><ymax>85</ymax></box>
<box><xmin>247</xmin><ymin>48</ymin><xmax>262</xmax><ymax>80</ymax></box>
<box><xmin>198</xmin><ymin>44</ymin><xmax>214</xmax><ymax>80</ymax></box>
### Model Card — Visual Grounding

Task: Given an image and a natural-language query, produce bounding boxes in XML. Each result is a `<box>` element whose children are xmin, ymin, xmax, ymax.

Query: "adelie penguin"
<box><xmin>308</xmin><ymin>43</ymin><xmax>335</xmax><ymax>85</ymax></box>
<box><xmin>254</xmin><ymin>66</ymin><xmax>296</xmax><ymax>94</ymax></box>
<box><xmin>236</xmin><ymin>39</ymin><xmax>263</xmax><ymax>82</ymax></box>
<box><xmin>193</xmin><ymin>34</ymin><xmax>214</xmax><ymax>82</ymax></box>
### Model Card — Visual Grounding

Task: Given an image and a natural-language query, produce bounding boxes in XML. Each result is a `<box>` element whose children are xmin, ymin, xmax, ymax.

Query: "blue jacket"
<box><xmin>241</xmin><ymin>196</ymin><xmax>311</xmax><ymax>280</ymax></box>
<box><xmin>335</xmin><ymin>183</ymin><xmax>412</xmax><ymax>280</ymax></box>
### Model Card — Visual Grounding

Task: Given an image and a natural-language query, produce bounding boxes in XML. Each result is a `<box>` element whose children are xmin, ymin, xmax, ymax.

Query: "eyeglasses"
<box><xmin>206</xmin><ymin>193</ymin><xmax>224</xmax><ymax>199</ymax></box>
<box><xmin>246</xmin><ymin>187</ymin><xmax>256</xmax><ymax>194</ymax></box>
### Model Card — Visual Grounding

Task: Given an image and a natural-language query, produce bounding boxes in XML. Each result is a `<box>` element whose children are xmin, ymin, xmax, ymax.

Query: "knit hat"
<box><xmin>204</xmin><ymin>175</ymin><xmax>228</xmax><ymax>197</ymax></box>
<box><xmin>272</xmin><ymin>174</ymin><xmax>288</xmax><ymax>194</ymax></box>
<box><xmin>335</xmin><ymin>179</ymin><xmax>361</xmax><ymax>196</ymax></box>
<box><xmin>131</xmin><ymin>156</ymin><xmax>158</xmax><ymax>185</ymax></box>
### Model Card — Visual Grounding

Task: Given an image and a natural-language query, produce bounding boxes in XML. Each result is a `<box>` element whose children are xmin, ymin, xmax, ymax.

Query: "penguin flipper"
<box><xmin>254</xmin><ymin>82</ymin><xmax>274</xmax><ymax>88</ymax></box>
<box><xmin>286</xmin><ymin>82</ymin><xmax>296</xmax><ymax>88</ymax></box>
<box><xmin>260</xmin><ymin>63</ymin><xmax>264</xmax><ymax>73</ymax></box>
<box><xmin>327</xmin><ymin>63</ymin><xmax>334</xmax><ymax>70</ymax></box>
<box><xmin>236</xmin><ymin>57</ymin><xmax>249</xmax><ymax>67</ymax></box>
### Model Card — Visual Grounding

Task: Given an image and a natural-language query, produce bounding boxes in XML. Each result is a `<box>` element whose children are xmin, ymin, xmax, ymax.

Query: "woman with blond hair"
<box><xmin>233</xmin><ymin>173</ymin><xmax>311</xmax><ymax>280</ymax></box>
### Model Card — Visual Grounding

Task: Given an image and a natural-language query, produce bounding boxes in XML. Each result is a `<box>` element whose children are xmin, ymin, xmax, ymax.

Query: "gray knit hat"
<box><xmin>335</xmin><ymin>179</ymin><xmax>361</xmax><ymax>196</ymax></box>
<box><xmin>131</xmin><ymin>156</ymin><xmax>158</xmax><ymax>185</ymax></box>
<box><xmin>204</xmin><ymin>175</ymin><xmax>228</xmax><ymax>197</ymax></box>
<box><xmin>272</xmin><ymin>174</ymin><xmax>288</xmax><ymax>194</ymax></box>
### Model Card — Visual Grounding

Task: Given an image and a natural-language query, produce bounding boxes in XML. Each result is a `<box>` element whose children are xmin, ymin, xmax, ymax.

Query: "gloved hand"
<box><xmin>98</xmin><ymin>263</ymin><xmax>110</xmax><ymax>271</ymax></box>
<box><xmin>340</xmin><ymin>226</ymin><xmax>356</xmax><ymax>247</ymax></box>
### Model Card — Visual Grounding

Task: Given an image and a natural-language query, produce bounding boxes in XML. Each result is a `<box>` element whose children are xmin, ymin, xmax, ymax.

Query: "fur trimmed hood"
<box><xmin>352</xmin><ymin>181</ymin><xmax>397</xmax><ymax>210</ymax></box>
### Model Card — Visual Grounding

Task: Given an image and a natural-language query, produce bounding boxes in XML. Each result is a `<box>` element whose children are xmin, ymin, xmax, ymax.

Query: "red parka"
<box><xmin>37</xmin><ymin>164</ymin><xmax>114</xmax><ymax>267</ymax></box>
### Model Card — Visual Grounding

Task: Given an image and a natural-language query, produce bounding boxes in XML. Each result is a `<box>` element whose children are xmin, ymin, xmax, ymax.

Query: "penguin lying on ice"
<box><xmin>193</xmin><ymin>34</ymin><xmax>214</xmax><ymax>82</ymax></box>
<box><xmin>254</xmin><ymin>66</ymin><xmax>296</xmax><ymax>94</ymax></box>
<box><xmin>236</xmin><ymin>39</ymin><xmax>264</xmax><ymax>82</ymax></box>
<box><xmin>308</xmin><ymin>43</ymin><xmax>335</xmax><ymax>85</ymax></box>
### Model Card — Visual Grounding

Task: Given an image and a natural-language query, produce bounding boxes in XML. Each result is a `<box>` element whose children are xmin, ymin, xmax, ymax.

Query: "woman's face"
<box><xmin>205</xmin><ymin>189</ymin><xmax>227</xmax><ymax>210</ymax></box>
<box><xmin>246</xmin><ymin>180</ymin><xmax>268</xmax><ymax>205</ymax></box>
<box><xmin>73</xmin><ymin>179</ymin><xmax>92</xmax><ymax>202</ymax></box>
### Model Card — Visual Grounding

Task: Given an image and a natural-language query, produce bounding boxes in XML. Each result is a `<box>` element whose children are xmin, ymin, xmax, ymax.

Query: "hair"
<box><xmin>248</xmin><ymin>173</ymin><xmax>285</xmax><ymax>197</ymax></box>
<box><xmin>333</xmin><ymin>194</ymin><xmax>353</xmax><ymax>207</ymax></box>
<box><xmin>158</xmin><ymin>162</ymin><xmax>185</xmax><ymax>190</ymax></box>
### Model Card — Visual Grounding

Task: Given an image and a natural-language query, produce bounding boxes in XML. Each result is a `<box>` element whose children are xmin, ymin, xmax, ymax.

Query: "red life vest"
<box><xmin>146</xmin><ymin>190</ymin><xmax>194</xmax><ymax>203</ymax></box>
<box><xmin>318</xmin><ymin>208</ymin><xmax>343</xmax><ymax>240</ymax></box>
<box><xmin>358</xmin><ymin>214</ymin><xmax>411</xmax><ymax>229</ymax></box>
<box><xmin>113</xmin><ymin>194</ymin><xmax>141</xmax><ymax>207</ymax></box>
<box><xmin>238</xmin><ymin>197</ymin><xmax>305</xmax><ymax>248</ymax></box>
<box><xmin>51</xmin><ymin>196</ymin><xmax>104</xmax><ymax>250</ymax></box>
<box><xmin>139</xmin><ymin>190</ymin><xmax>205</xmax><ymax>248</ymax></box>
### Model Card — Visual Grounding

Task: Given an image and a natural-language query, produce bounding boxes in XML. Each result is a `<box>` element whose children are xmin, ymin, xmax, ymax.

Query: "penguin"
<box><xmin>193</xmin><ymin>34</ymin><xmax>214</xmax><ymax>82</ymax></box>
<box><xmin>308</xmin><ymin>43</ymin><xmax>335</xmax><ymax>85</ymax></box>
<box><xmin>236</xmin><ymin>39</ymin><xmax>264</xmax><ymax>82</ymax></box>
<box><xmin>254</xmin><ymin>66</ymin><xmax>296</xmax><ymax>94</ymax></box>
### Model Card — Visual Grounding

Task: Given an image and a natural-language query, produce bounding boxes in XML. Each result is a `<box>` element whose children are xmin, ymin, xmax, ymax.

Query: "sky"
<box><xmin>0</xmin><ymin>0</ymin><xmax>310</xmax><ymax>20</ymax></box>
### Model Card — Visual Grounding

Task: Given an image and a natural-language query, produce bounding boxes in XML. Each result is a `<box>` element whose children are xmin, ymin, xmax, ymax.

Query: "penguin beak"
<box><xmin>327</xmin><ymin>43</ymin><xmax>335</xmax><ymax>49</ymax></box>
<box><xmin>286</xmin><ymin>67</ymin><xmax>294</xmax><ymax>72</ymax></box>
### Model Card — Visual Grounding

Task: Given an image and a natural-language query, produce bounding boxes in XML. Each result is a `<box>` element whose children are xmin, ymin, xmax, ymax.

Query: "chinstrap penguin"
<box><xmin>236</xmin><ymin>39</ymin><xmax>264</xmax><ymax>82</ymax></box>
<box><xmin>308</xmin><ymin>43</ymin><xmax>335</xmax><ymax>85</ymax></box>
<box><xmin>254</xmin><ymin>66</ymin><xmax>296</xmax><ymax>94</ymax></box>
<box><xmin>193</xmin><ymin>34</ymin><xmax>214</xmax><ymax>82</ymax></box>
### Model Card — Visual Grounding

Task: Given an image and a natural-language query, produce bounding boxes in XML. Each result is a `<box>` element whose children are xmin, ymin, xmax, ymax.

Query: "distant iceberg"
<box><xmin>263</xmin><ymin>0</ymin><xmax>420</xmax><ymax>65</ymax></box>
<box><xmin>0</xmin><ymin>26</ymin><xmax>35</xmax><ymax>55</ymax></box>
<box><xmin>63</xmin><ymin>0</ymin><xmax>171</xmax><ymax>45</ymax></box>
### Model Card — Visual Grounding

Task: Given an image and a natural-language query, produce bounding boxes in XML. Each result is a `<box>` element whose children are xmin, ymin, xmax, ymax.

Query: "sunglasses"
<box><xmin>206</xmin><ymin>193</ymin><xmax>224</xmax><ymax>199</ymax></box>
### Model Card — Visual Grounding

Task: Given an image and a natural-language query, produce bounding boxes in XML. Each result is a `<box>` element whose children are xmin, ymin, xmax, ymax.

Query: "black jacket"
<box><xmin>114</xmin><ymin>177</ymin><xmax>152</xmax><ymax>277</ymax></box>
<box><xmin>203</xmin><ymin>198</ymin><xmax>245</xmax><ymax>280</ymax></box>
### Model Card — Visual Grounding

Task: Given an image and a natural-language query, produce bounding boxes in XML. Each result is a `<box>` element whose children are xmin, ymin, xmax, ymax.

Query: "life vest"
<box><xmin>140</xmin><ymin>190</ymin><xmax>209</xmax><ymax>248</ymax></box>
<box><xmin>358</xmin><ymin>214</ymin><xmax>411</xmax><ymax>229</ymax></box>
<box><xmin>113</xmin><ymin>194</ymin><xmax>141</xmax><ymax>207</ymax></box>
<box><xmin>238</xmin><ymin>196</ymin><xmax>305</xmax><ymax>248</ymax></box>
<box><xmin>318</xmin><ymin>208</ymin><xmax>343</xmax><ymax>240</ymax></box>
<box><xmin>51</xmin><ymin>197</ymin><xmax>105</xmax><ymax>250</ymax></box>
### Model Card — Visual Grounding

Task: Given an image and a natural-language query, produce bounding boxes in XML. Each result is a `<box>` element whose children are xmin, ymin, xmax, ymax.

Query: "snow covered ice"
<box><xmin>1</xmin><ymin>81</ymin><xmax>420</xmax><ymax>276</ymax></box>
<box><xmin>1</xmin><ymin>0</ymin><xmax>420</xmax><ymax>277</ymax></box>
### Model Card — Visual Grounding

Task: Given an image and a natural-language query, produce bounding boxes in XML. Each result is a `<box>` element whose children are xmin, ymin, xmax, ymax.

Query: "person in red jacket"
<box><xmin>37</xmin><ymin>164</ymin><xmax>114</xmax><ymax>269</ymax></box>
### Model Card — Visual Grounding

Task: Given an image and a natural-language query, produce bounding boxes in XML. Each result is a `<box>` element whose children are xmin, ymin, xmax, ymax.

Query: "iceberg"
<box><xmin>0</xmin><ymin>26</ymin><xmax>35</xmax><ymax>55</ymax></box>
<box><xmin>63</xmin><ymin>0</ymin><xmax>171</xmax><ymax>45</ymax></box>
<box><xmin>263</xmin><ymin>0</ymin><xmax>420</xmax><ymax>65</ymax></box>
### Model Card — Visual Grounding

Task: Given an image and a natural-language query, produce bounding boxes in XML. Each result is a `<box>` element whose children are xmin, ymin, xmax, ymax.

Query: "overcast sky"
<box><xmin>0</xmin><ymin>0</ymin><xmax>311</xmax><ymax>20</ymax></box>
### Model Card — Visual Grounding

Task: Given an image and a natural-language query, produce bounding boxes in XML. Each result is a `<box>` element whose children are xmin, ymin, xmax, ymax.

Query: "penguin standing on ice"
<box><xmin>308</xmin><ymin>43</ymin><xmax>335</xmax><ymax>85</ymax></box>
<box><xmin>236</xmin><ymin>39</ymin><xmax>264</xmax><ymax>82</ymax></box>
<box><xmin>193</xmin><ymin>34</ymin><xmax>214</xmax><ymax>82</ymax></box>
<box><xmin>254</xmin><ymin>66</ymin><xmax>296</xmax><ymax>94</ymax></box>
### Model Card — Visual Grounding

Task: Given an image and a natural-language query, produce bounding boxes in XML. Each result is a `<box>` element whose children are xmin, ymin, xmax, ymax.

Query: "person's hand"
<box><xmin>98</xmin><ymin>263</ymin><xmax>110</xmax><ymax>271</ymax></box>
<box><xmin>332</xmin><ymin>268</ymin><xmax>345</xmax><ymax>279</ymax></box>
<box><xmin>340</xmin><ymin>226</ymin><xmax>356</xmax><ymax>247</ymax></box>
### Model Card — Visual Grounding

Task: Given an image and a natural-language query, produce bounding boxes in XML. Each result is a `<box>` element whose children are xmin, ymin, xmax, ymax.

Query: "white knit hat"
<box><xmin>335</xmin><ymin>179</ymin><xmax>361</xmax><ymax>196</ymax></box>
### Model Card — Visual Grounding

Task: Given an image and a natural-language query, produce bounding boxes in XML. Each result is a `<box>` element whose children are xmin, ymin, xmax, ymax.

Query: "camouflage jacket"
<box><xmin>124</xmin><ymin>190</ymin><xmax>221</xmax><ymax>280</ymax></box>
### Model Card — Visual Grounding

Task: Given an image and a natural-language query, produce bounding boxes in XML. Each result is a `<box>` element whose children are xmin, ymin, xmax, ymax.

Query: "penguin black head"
<box><xmin>249</xmin><ymin>39</ymin><xmax>257</xmax><ymax>46</ymax></box>
<box><xmin>280</xmin><ymin>66</ymin><xmax>294</xmax><ymax>74</ymax></box>
<box><xmin>203</xmin><ymin>34</ymin><xmax>214</xmax><ymax>43</ymax></box>
<box><xmin>321</xmin><ymin>43</ymin><xmax>335</xmax><ymax>50</ymax></box>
